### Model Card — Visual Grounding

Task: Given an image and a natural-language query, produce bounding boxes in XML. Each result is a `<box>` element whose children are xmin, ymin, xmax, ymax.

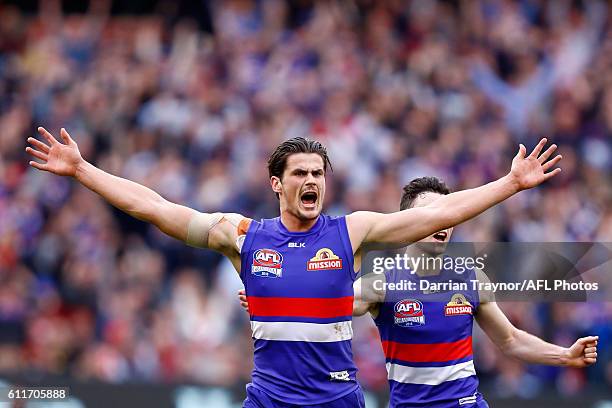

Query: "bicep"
<box><xmin>152</xmin><ymin>201</ymin><xmax>198</xmax><ymax>242</ymax></box>
<box><xmin>349</xmin><ymin>207</ymin><xmax>441</xmax><ymax>247</ymax></box>
<box><xmin>153</xmin><ymin>202</ymin><xmax>248</xmax><ymax>256</ymax></box>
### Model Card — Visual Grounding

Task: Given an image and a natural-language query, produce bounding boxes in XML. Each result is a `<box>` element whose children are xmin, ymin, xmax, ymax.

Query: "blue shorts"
<box><xmin>469</xmin><ymin>399</ymin><xmax>489</xmax><ymax>408</ymax></box>
<box><xmin>243</xmin><ymin>385</ymin><xmax>365</xmax><ymax>408</ymax></box>
<box><xmin>392</xmin><ymin>400</ymin><xmax>489</xmax><ymax>408</ymax></box>
<box><xmin>462</xmin><ymin>392</ymin><xmax>489</xmax><ymax>408</ymax></box>
<box><xmin>390</xmin><ymin>393</ymin><xmax>489</xmax><ymax>408</ymax></box>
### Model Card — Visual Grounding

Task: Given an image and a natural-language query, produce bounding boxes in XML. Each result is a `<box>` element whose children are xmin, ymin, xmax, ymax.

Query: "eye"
<box><xmin>313</xmin><ymin>170</ymin><xmax>324</xmax><ymax>177</ymax></box>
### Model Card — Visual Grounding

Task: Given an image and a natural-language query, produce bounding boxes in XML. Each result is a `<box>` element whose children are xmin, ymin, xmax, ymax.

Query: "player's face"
<box><xmin>273</xmin><ymin>153</ymin><xmax>326</xmax><ymax>220</ymax></box>
<box><xmin>411</xmin><ymin>192</ymin><xmax>453</xmax><ymax>256</ymax></box>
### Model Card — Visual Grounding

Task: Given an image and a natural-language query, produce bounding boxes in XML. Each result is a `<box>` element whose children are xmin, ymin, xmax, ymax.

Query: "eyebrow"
<box><xmin>292</xmin><ymin>168</ymin><xmax>324</xmax><ymax>173</ymax></box>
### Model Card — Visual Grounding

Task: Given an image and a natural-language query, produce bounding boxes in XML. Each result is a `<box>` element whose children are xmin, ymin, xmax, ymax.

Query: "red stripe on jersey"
<box><xmin>247</xmin><ymin>296</ymin><xmax>353</xmax><ymax>318</ymax></box>
<box><xmin>382</xmin><ymin>337</ymin><xmax>472</xmax><ymax>363</ymax></box>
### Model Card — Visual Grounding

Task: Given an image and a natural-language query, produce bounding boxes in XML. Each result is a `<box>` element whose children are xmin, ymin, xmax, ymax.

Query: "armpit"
<box><xmin>214</xmin><ymin>213</ymin><xmax>251</xmax><ymax>252</ymax></box>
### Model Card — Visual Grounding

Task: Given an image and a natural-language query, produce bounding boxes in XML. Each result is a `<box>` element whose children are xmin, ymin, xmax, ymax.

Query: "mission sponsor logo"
<box><xmin>393</xmin><ymin>299</ymin><xmax>425</xmax><ymax>327</ymax></box>
<box><xmin>252</xmin><ymin>248</ymin><xmax>283</xmax><ymax>278</ymax></box>
<box><xmin>307</xmin><ymin>248</ymin><xmax>343</xmax><ymax>271</ymax></box>
<box><xmin>444</xmin><ymin>293</ymin><xmax>473</xmax><ymax>316</ymax></box>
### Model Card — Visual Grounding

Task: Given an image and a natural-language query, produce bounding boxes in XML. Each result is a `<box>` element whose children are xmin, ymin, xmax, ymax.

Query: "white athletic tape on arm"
<box><xmin>185</xmin><ymin>212</ymin><xmax>223</xmax><ymax>248</ymax></box>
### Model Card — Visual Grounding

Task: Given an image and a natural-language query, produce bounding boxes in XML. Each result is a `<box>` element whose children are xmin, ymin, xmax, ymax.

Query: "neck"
<box><xmin>280</xmin><ymin>210</ymin><xmax>318</xmax><ymax>232</ymax></box>
<box><xmin>404</xmin><ymin>245</ymin><xmax>443</xmax><ymax>277</ymax></box>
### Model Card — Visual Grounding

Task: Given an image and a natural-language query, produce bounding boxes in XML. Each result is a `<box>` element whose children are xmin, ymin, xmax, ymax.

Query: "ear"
<box><xmin>270</xmin><ymin>176</ymin><xmax>282</xmax><ymax>195</ymax></box>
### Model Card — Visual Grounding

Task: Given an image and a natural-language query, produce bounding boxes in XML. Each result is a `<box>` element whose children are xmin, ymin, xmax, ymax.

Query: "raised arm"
<box><xmin>475</xmin><ymin>301</ymin><xmax>598</xmax><ymax>367</ymax></box>
<box><xmin>346</xmin><ymin>138</ymin><xmax>561</xmax><ymax>250</ymax></box>
<box><xmin>26</xmin><ymin>127</ymin><xmax>246</xmax><ymax>260</ymax></box>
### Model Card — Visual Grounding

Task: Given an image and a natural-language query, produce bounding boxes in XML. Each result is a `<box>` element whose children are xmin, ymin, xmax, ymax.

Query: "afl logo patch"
<box><xmin>307</xmin><ymin>248</ymin><xmax>343</xmax><ymax>271</ymax></box>
<box><xmin>252</xmin><ymin>249</ymin><xmax>283</xmax><ymax>278</ymax></box>
<box><xmin>394</xmin><ymin>299</ymin><xmax>425</xmax><ymax>327</ymax></box>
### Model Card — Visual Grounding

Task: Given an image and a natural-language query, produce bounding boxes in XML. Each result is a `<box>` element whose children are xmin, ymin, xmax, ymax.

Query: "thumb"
<box><xmin>515</xmin><ymin>144</ymin><xmax>526</xmax><ymax>160</ymax></box>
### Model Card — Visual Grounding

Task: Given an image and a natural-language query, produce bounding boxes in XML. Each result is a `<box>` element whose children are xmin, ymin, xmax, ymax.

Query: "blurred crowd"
<box><xmin>0</xmin><ymin>0</ymin><xmax>610</xmax><ymax>400</ymax></box>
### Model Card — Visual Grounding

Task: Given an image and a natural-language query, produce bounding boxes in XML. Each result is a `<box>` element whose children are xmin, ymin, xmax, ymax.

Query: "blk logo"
<box><xmin>288</xmin><ymin>242</ymin><xmax>305</xmax><ymax>248</ymax></box>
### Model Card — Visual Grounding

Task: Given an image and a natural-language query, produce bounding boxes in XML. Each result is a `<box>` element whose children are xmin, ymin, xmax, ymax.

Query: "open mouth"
<box><xmin>433</xmin><ymin>231</ymin><xmax>448</xmax><ymax>242</ymax></box>
<box><xmin>300</xmin><ymin>191</ymin><xmax>318</xmax><ymax>208</ymax></box>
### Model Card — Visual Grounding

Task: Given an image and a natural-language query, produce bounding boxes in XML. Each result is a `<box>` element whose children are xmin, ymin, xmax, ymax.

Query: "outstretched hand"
<box><xmin>509</xmin><ymin>138</ymin><xmax>562</xmax><ymax>191</ymax></box>
<box><xmin>563</xmin><ymin>336</ymin><xmax>598</xmax><ymax>368</ymax></box>
<box><xmin>26</xmin><ymin>127</ymin><xmax>83</xmax><ymax>177</ymax></box>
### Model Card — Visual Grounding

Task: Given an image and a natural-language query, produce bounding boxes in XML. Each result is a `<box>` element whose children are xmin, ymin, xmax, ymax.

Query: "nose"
<box><xmin>305</xmin><ymin>171</ymin><xmax>317</xmax><ymax>185</ymax></box>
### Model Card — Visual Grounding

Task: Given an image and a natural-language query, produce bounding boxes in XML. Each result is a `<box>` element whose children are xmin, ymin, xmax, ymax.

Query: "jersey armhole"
<box><xmin>337</xmin><ymin>216</ymin><xmax>357</xmax><ymax>282</ymax></box>
<box><xmin>470</xmin><ymin>267</ymin><xmax>482</xmax><ymax>309</ymax></box>
<box><xmin>238</xmin><ymin>219</ymin><xmax>259</xmax><ymax>284</ymax></box>
<box><xmin>235</xmin><ymin>218</ymin><xmax>251</xmax><ymax>253</ymax></box>
<box><xmin>237</xmin><ymin>218</ymin><xmax>251</xmax><ymax>237</ymax></box>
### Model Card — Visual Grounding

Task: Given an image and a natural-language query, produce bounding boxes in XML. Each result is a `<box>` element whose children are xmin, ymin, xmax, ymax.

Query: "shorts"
<box><xmin>390</xmin><ymin>392</ymin><xmax>489</xmax><ymax>408</ymax></box>
<box><xmin>243</xmin><ymin>385</ymin><xmax>365</xmax><ymax>408</ymax></box>
<box><xmin>475</xmin><ymin>399</ymin><xmax>489</xmax><ymax>408</ymax></box>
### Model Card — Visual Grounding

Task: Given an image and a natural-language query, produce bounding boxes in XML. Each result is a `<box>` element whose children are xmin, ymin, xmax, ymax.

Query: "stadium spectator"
<box><xmin>0</xmin><ymin>0</ymin><xmax>609</xmax><ymax>399</ymax></box>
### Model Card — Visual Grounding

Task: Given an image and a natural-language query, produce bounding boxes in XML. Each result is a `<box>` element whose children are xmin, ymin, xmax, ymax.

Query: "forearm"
<box><xmin>427</xmin><ymin>174</ymin><xmax>519</xmax><ymax>230</ymax></box>
<box><xmin>502</xmin><ymin>329</ymin><xmax>570</xmax><ymax>366</ymax></box>
<box><xmin>28</xmin><ymin>127</ymin><xmax>201</xmax><ymax>243</ymax></box>
<box><xmin>366</xmin><ymin>174</ymin><xmax>520</xmax><ymax>245</ymax></box>
<box><xmin>75</xmin><ymin>160</ymin><xmax>167</xmax><ymax>223</ymax></box>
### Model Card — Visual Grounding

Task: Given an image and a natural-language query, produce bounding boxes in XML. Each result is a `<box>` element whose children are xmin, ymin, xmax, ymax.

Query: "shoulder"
<box><xmin>232</xmin><ymin>215</ymin><xmax>253</xmax><ymax>235</ymax></box>
<box><xmin>474</xmin><ymin>268</ymin><xmax>495</xmax><ymax>304</ymax></box>
<box><xmin>346</xmin><ymin>211</ymin><xmax>381</xmax><ymax>224</ymax></box>
<box><xmin>208</xmin><ymin>213</ymin><xmax>253</xmax><ymax>254</ymax></box>
<box><xmin>322</xmin><ymin>213</ymin><xmax>344</xmax><ymax>226</ymax></box>
<box><xmin>216</xmin><ymin>213</ymin><xmax>254</xmax><ymax>236</ymax></box>
<box><xmin>345</xmin><ymin>211</ymin><xmax>382</xmax><ymax>247</ymax></box>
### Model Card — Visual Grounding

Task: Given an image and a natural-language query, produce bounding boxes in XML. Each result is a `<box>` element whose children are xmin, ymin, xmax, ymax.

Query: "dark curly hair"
<box><xmin>400</xmin><ymin>176</ymin><xmax>451</xmax><ymax>210</ymax></box>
